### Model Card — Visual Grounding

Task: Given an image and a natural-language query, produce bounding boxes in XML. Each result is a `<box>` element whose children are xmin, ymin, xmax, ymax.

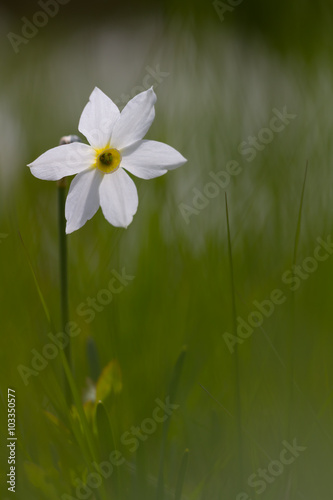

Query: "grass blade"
<box><xmin>293</xmin><ymin>161</ymin><xmax>308</xmax><ymax>268</ymax></box>
<box><xmin>95</xmin><ymin>401</ymin><xmax>121</xmax><ymax>496</ymax></box>
<box><xmin>225</xmin><ymin>193</ymin><xmax>243</xmax><ymax>485</ymax></box>
<box><xmin>175</xmin><ymin>449</ymin><xmax>189</xmax><ymax>500</ymax></box>
<box><xmin>60</xmin><ymin>349</ymin><xmax>108</xmax><ymax>500</ymax></box>
<box><xmin>18</xmin><ymin>229</ymin><xmax>51</xmax><ymax>326</ymax></box>
<box><xmin>285</xmin><ymin>162</ymin><xmax>308</xmax><ymax>498</ymax></box>
<box><xmin>156</xmin><ymin>346</ymin><xmax>187</xmax><ymax>500</ymax></box>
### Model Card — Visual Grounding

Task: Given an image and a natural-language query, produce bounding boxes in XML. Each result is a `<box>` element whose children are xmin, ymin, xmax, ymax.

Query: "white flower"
<box><xmin>28</xmin><ymin>87</ymin><xmax>187</xmax><ymax>234</ymax></box>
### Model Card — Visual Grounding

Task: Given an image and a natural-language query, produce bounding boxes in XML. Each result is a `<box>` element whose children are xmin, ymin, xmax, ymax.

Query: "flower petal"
<box><xmin>120</xmin><ymin>140</ymin><xmax>187</xmax><ymax>179</ymax></box>
<box><xmin>28</xmin><ymin>143</ymin><xmax>96</xmax><ymax>181</ymax></box>
<box><xmin>111</xmin><ymin>87</ymin><xmax>156</xmax><ymax>150</ymax></box>
<box><xmin>99</xmin><ymin>168</ymin><xmax>138</xmax><ymax>228</ymax></box>
<box><xmin>65</xmin><ymin>168</ymin><xmax>103</xmax><ymax>234</ymax></box>
<box><xmin>79</xmin><ymin>87</ymin><xmax>120</xmax><ymax>150</ymax></box>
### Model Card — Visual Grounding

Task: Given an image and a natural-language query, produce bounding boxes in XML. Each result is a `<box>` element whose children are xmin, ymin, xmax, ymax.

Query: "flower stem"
<box><xmin>57</xmin><ymin>136</ymin><xmax>82</xmax><ymax>404</ymax></box>
<box><xmin>57</xmin><ymin>176</ymin><xmax>71</xmax><ymax>402</ymax></box>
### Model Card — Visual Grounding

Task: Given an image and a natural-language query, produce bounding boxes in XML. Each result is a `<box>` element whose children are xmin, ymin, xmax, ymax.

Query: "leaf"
<box><xmin>18</xmin><ymin>230</ymin><xmax>52</xmax><ymax>327</ymax></box>
<box><xmin>95</xmin><ymin>402</ymin><xmax>122</xmax><ymax>491</ymax></box>
<box><xmin>156</xmin><ymin>346</ymin><xmax>187</xmax><ymax>500</ymax></box>
<box><xmin>175</xmin><ymin>449</ymin><xmax>189</xmax><ymax>500</ymax></box>
<box><xmin>83</xmin><ymin>400</ymin><xmax>95</xmax><ymax>423</ymax></box>
<box><xmin>86</xmin><ymin>336</ymin><xmax>101</xmax><ymax>382</ymax></box>
<box><xmin>43</xmin><ymin>411</ymin><xmax>70</xmax><ymax>435</ymax></box>
<box><xmin>293</xmin><ymin>161</ymin><xmax>308</xmax><ymax>267</ymax></box>
<box><xmin>95</xmin><ymin>360</ymin><xmax>123</xmax><ymax>402</ymax></box>
<box><xmin>24</xmin><ymin>462</ymin><xmax>59</xmax><ymax>500</ymax></box>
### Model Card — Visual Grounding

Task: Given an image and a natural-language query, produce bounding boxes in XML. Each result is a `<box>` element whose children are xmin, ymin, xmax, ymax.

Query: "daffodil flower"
<box><xmin>28</xmin><ymin>87</ymin><xmax>187</xmax><ymax>233</ymax></box>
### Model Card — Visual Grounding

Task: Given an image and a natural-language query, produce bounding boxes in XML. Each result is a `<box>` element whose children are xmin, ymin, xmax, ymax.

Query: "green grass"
<box><xmin>1</xmin><ymin>14</ymin><xmax>333</xmax><ymax>500</ymax></box>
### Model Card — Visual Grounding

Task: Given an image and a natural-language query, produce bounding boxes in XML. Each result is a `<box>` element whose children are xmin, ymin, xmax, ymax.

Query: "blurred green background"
<box><xmin>1</xmin><ymin>0</ymin><xmax>333</xmax><ymax>498</ymax></box>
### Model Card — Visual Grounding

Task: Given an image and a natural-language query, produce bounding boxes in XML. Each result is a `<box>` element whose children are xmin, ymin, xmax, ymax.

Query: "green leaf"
<box><xmin>43</xmin><ymin>410</ymin><xmax>70</xmax><ymax>435</ymax></box>
<box><xmin>86</xmin><ymin>336</ymin><xmax>101</xmax><ymax>382</ymax></box>
<box><xmin>95</xmin><ymin>401</ymin><xmax>116</xmax><ymax>456</ymax></box>
<box><xmin>175</xmin><ymin>449</ymin><xmax>189</xmax><ymax>500</ymax></box>
<box><xmin>24</xmin><ymin>462</ymin><xmax>59</xmax><ymax>500</ymax></box>
<box><xmin>94</xmin><ymin>401</ymin><xmax>121</xmax><ymax>495</ymax></box>
<box><xmin>95</xmin><ymin>360</ymin><xmax>123</xmax><ymax>403</ymax></box>
<box><xmin>293</xmin><ymin>161</ymin><xmax>308</xmax><ymax>267</ymax></box>
<box><xmin>18</xmin><ymin>230</ymin><xmax>52</xmax><ymax>327</ymax></box>
<box><xmin>156</xmin><ymin>346</ymin><xmax>187</xmax><ymax>500</ymax></box>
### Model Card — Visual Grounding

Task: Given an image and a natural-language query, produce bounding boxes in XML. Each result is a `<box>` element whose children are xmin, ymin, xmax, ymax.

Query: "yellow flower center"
<box><xmin>96</xmin><ymin>148</ymin><xmax>121</xmax><ymax>174</ymax></box>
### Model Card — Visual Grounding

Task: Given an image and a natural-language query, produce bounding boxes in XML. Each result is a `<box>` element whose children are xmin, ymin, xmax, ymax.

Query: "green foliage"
<box><xmin>1</xmin><ymin>14</ymin><xmax>333</xmax><ymax>500</ymax></box>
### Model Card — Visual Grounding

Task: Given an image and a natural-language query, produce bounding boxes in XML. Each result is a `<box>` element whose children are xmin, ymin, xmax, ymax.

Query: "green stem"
<box><xmin>57</xmin><ymin>177</ymin><xmax>71</xmax><ymax>402</ymax></box>
<box><xmin>225</xmin><ymin>193</ymin><xmax>243</xmax><ymax>485</ymax></box>
<box><xmin>285</xmin><ymin>163</ymin><xmax>308</xmax><ymax>499</ymax></box>
<box><xmin>288</xmin><ymin>162</ymin><xmax>308</xmax><ymax>440</ymax></box>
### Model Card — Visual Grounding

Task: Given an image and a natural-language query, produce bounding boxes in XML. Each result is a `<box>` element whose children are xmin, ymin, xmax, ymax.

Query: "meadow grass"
<box><xmin>1</xmin><ymin>15</ymin><xmax>333</xmax><ymax>500</ymax></box>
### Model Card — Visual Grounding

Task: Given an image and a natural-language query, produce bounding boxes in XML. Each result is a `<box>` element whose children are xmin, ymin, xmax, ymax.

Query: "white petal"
<box><xmin>28</xmin><ymin>143</ymin><xmax>96</xmax><ymax>181</ymax></box>
<box><xmin>99</xmin><ymin>168</ymin><xmax>138</xmax><ymax>228</ymax></box>
<box><xmin>79</xmin><ymin>87</ymin><xmax>120</xmax><ymax>150</ymax></box>
<box><xmin>65</xmin><ymin>168</ymin><xmax>102</xmax><ymax>234</ymax></box>
<box><xmin>111</xmin><ymin>87</ymin><xmax>156</xmax><ymax>150</ymax></box>
<box><xmin>121</xmin><ymin>140</ymin><xmax>187</xmax><ymax>179</ymax></box>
